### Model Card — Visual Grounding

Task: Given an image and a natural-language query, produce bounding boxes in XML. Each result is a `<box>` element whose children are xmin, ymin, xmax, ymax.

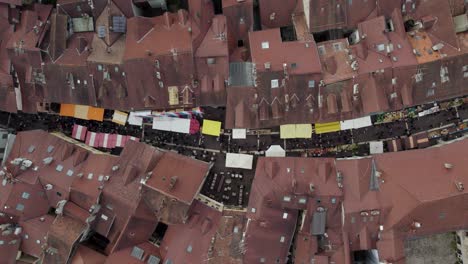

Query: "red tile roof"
<box><xmin>143</xmin><ymin>152</ymin><xmax>211</xmax><ymax>204</ymax></box>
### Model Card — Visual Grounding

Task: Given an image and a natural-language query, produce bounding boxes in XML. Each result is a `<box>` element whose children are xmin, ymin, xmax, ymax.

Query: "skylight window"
<box><xmin>261</xmin><ymin>41</ymin><xmax>270</xmax><ymax>49</ymax></box>
<box><xmin>271</xmin><ymin>79</ymin><xmax>279</xmax><ymax>88</ymax></box>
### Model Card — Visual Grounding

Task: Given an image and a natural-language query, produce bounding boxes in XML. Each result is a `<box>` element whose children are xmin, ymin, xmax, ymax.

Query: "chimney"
<box><xmin>163</xmin><ymin>12</ymin><xmax>172</xmax><ymax>28</ymax></box>
<box><xmin>178</xmin><ymin>9</ymin><xmax>186</xmax><ymax>26</ymax></box>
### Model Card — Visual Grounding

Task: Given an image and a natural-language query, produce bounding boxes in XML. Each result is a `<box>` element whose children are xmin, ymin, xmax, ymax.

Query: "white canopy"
<box><xmin>225</xmin><ymin>153</ymin><xmax>254</xmax><ymax>170</ymax></box>
<box><xmin>369</xmin><ymin>141</ymin><xmax>384</xmax><ymax>154</ymax></box>
<box><xmin>232</xmin><ymin>129</ymin><xmax>247</xmax><ymax>139</ymax></box>
<box><xmin>265</xmin><ymin>145</ymin><xmax>286</xmax><ymax>157</ymax></box>
<box><xmin>128</xmin><ymin>111</ymin><xmax>151</xmax><ymax>126</ymax></box>
<box><xmin>152</xmin><ymin>117</ymin><xmax>191</xmax><ymax>134</ymax></box>
<box><xmin>340</xmin><ymin>116</ymin><xmax>372</xmax><ymax>130</ymax></box>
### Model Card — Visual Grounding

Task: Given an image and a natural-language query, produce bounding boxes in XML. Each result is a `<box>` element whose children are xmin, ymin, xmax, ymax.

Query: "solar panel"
<box><xmin>130</xmin><ymin>246</ymin><xmax>144</xmax><ymax>260</ymax></box>
<box><xmin>112</xmin><ymin>16</ymin><xmax>126</xmax><ymax>33</ymax></box>
<box><xmin>97</xmin><ymin>26</ymin><xmax>106</xmax><ymax>38</ymax></box>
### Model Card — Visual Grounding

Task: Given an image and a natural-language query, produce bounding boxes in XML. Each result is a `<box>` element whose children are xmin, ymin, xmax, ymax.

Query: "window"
<box><xmin>155</xmin><ymin>60</ymin><xmax>160</xmax><ymax>69</ymax></box>
<box><xmin>283</xmin><ymin>212</ymin><xmax>288</xmax><ymax>219</ymax></box>
<box><xmin>207</xmin><ymin>58</ymin><xmax>216</xmax><ymax>65</ymax></box>
<box><xmin>318</xmin><ymin>45</ymin><xmax>326</xmax><ymax>55</ymax></box>
<box><xmin>280</xmin><ymin>236</ymin><xmax>285</xmax><ymax>243</ymax></box>
<box><xmin>415</xmin><ymin>73</ymin><xmax>423</xmax><ymax>83</ymax></box>
<box><xmin>114</xmin><ymin>67</ymin><xmax>119</xmax><ymax>72</ymax></box>
<box><xmin>298</xmin><ymin>198</ymin><xmax>307</xmax><ymax>204</ymax></box>
<box><xmin>159</xmin><ymin>81</ymin><xmax>164</xmax><ymax>88</ymax></box>
<box><xmin>156</xmin><ymin>72</ymin><xmax>161</xmax><ymax>79</ymax></box>
<box><xmin>56</xmin><ymin>192</ymin><xmax>62</xmax><ymax>197</ymax></box>
<box><xmin>260</xmin><ymin>257</ymin><xmax>266</xmax><ymax>263</ymax></box>
<box><xmin>97</xmin><ymin>64</ymin><xmax>103</xmax><ymax>71</ymax></box>
<box><xmin>66</xmin><ymin>170</ymin><xmax>74</xmax><ymax>177</ymax></box>
<box><xmin>308</xmin><ymin>80</ymin><xmax>315</xmax><ymax>88</ymax></box>
<box><xmin>47</xmin><ymin>145</ymin><xmax>54</xmax><ymax>153</ymax></box>
<box><xmin>21</xmin><ymin>192</ymin><xmax>30</xmax><ymax>199</ymax></box>
<box><xmin>376</xmin><ymin>44</ymin><xmax>385</xmax><ymax>52</ymax></box>
<box><xmin>333</xmin><ymin>42</ymin><xmax>343</xmax><ymax>51</ymax></box>
<box><xmin>28</xmin><ymin>145</ymin><xmax>35</xmax><ymax>153</ymax></box>
<box><xmin>271</xmin><ymin>79</ymin><xmax>279</xmax><ymax>88</ymax></box>
<box><xmin>331</xmin><ymin>197</ymin><xmax>337</xmax><ymax>204</ymax></box>
<box><xmin>251</xmin><ymin>207</ymin><xmax>256</xmax><ymax>213</ymax></box>
<box><xmin>426</xmin><ymin>88</ymin><xmax>435</xmax><ymax>97</ymax></box>
<box><xmin>291</xmin><ymin>63</ymin><xmax>297</xmax><ymax>69</ymax></box>
<box><xmin>237</xmin><ymin>39</ymin><xmax>244</xmax><ymax>47</ymax></box>
<box><xmin>16</xmin><ymin>203</ymin><xmax>24</xmax><ymax>211</ymax></box>
<box><xmin>88</xmin><ymin>173</ymin><xmax>93</xmax><ymax>179</ymax></box>
<box><xmin>261</xmin><ymin>41</ymin><xmax>270</xmax><ymax>49</ymax></box>
<box><xmin>283</xmin><ymin>196</ymin><xmax>291</xmax><ymax>202</ymax></box>
<box><xmin>186</xmin><ymin>245</ymin><xmax>193</xmax><ymax>253</ymax></box>
<box><xmin>55</xmin><ymin>165</ymin><xmax>63</xmax><ymax>172</ymax></box>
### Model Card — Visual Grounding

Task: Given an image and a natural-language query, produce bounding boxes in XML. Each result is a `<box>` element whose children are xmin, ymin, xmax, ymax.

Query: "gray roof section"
<box><xmin>311</xmin><ymin>210</ymin><xmax>326</xmax><ymax>235</ymax></box>
<box><xmin>229</xmin><ymin>62</ymin><xmax>255</xmax><ymax>87</ymax></box>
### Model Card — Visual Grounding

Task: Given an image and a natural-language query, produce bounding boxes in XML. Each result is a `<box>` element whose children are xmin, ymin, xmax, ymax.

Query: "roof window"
<box><xmin>261</xmin><ymin>42</ymin><xmax>270</xmax><ymax>49</ymax></box>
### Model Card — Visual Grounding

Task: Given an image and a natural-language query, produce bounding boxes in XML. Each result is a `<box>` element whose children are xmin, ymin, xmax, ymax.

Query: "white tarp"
<box><xmin>340</xmin><ymin>116</ymin><xmax>372</xmax><ymax>130</ymax></box>
<box><xmin>369</xmin><ymin>141</ymin><xmax>384</xmax><ymax>154</ymax></box>
<box><xmin>152</xmin><ymin>117</ymin><xmax>191</xmax><ymax>134</ymax></box>
<box><xmin>265</xmin><ymin>145</ymin><xmax>286</xmax><ymax>157</ymax></box>
<box><xmin>225</xmin><ymin>153</ymin><xmax>253</xmax><ymax>170</ymax></box>
<box><xmin>418</xmin><ymin>106</ymin><xmax>440</xmax><ymax>117</ymax></box>
<box><xmin>232</xmin><ymin>129</ymin><xmax>247</xmax><ymax>139</ymax></box>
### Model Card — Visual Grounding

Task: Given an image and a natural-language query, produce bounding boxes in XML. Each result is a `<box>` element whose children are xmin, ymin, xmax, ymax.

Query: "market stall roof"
<box><xmin>314</xmin><ymin>122</ymin><xmax>341</xmax><ymax>134</ymax></box>
<box><xmin>58</xmin><ymin>104</ymin><xmax>104</xmax><ymax>121</ymax></box>
<box><xmin>202</xmin><ymin>120</ymin><xmax>222</xmax><ymax>137</ymax></box>
<box><xmin>153</xmin><ymin>117</ymin><xmax>191</xmax><ymax>134</ymax></box>
<box><xmin>72</xmin><ymin>124</ymin><xmax>87</xmax><ymax>141</ymax></box>
<box><xmin>127</xmin><ymin>111</ymin><xmax>152</xmax><ymax>126</ymax></box>
<box><xmin>225</xmin><ymin>153</ymin><xmax>254</xmax><ymax>170</ymax></box>
<box><xmin>369</xmin><ymin>141</ymin><xmax>384</xmax><ymax>154</ymax></box>
<box><xmin>280</xmin><ymin>124</ymin><xmax>313</xmax><ymax>139</ymax></box>
<box><xmin>112</xmin><ymin>110</ymin><xmax>128</xmax><ymax>126</ymax></box>
<box><xmin>232</xmin><ymin>128</ymin><xmax>247</xmax><ymax>139</ymax></box>
<box><xmin>280</xmin><ymin>124</ymin><xmax>296</xmax><ymax>139</ymax></box>
<box><xmin>265</xmin><ymin>145</ymin><xmax>286</xmax><ymax>157</ymax></box>
<box><xmin>340</xmin><ymin>116</ymin><xmax>373</xmax><ymax>130</ymax></box>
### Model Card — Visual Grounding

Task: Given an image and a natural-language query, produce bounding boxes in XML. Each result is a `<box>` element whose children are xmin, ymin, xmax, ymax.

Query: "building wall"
<box><xmin>456</xmin><ymin>230</ymin><xmax>468</xmax><ymax>263</ymax></box>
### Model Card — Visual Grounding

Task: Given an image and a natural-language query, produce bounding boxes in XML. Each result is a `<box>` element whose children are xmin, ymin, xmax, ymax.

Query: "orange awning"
<box><xmin>60</xmin><ymin>104</ymin><xmax>75</xmax><ymax>117</ymax></box>
<box><xmin>87</xmin><ymin>107</ymin><xmax>104</xmax><ymax>121</ymax></box>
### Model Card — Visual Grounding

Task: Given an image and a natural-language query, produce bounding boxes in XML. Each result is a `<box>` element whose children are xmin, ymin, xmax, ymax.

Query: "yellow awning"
<box><xmin>112</xmin><ymin>110</ymin><xmax>128</xmax><ymax>125</ymax></box>
<box><xmin>202</xmin><ymin>120</ymin><xmax>222</xmax><ymax>137</ymax></box>
<box><xmin>295</xmin><ymin>124</ymin><xmax>313</xmax><ymax>138</ymax></box>
<box><xmin>280</xmin><ymin>124</ymin><xmax>296</xmax><ymax>139</ymax></box>
<box><xmin>74</xmin><ymin>105</ymin><xmax>89</xmax><ymax>120</ymax></box>
<box><xmin>314</xmin><ymin>122</ymin><xmax>341</xmax><ymax>134</ymax></box>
